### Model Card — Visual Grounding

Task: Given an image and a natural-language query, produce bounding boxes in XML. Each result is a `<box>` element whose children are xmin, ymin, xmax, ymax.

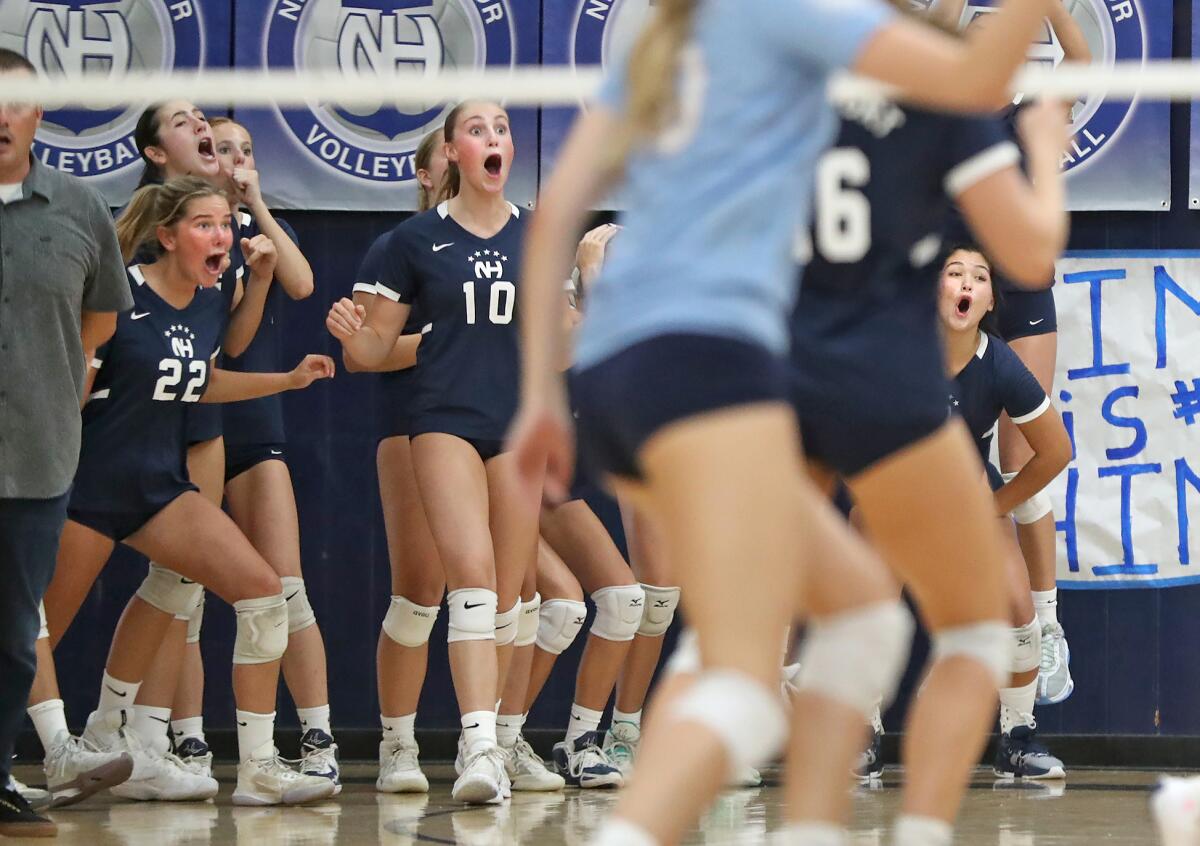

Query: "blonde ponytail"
<box><xmin>116</xmin><ymin>176</ymin><xmax>229</xmax><ymax>262</ymax></box>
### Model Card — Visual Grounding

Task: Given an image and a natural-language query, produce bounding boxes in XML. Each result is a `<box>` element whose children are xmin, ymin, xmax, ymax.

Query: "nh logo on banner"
<box><xmin>25</xmin><ymin>2</ymin><xmax>131</xmax><ymax>77</ymax></box>
<box><xmin>338</xmin><ymin>5</ymin><xmax>443</xmax><ymax>76</ymax></box>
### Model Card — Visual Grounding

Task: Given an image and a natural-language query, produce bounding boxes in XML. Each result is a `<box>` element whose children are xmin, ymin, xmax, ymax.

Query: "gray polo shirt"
<box><xmin>0</xmin><ymin>158</ymin><xmax>132</xmax><ymax>499</ymax></box>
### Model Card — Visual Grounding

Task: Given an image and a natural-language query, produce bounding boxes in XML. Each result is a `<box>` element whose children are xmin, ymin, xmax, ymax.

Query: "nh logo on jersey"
<box><xmin>26</xmin><ymin>4</ymin><xmax>131</xmax><ymax>78</ymax></box>
<box><xmin>265</xmin><ymin>0</ymin><xmax>517</xmax><ymax>184</ymax></box>
<box><xmin>338</xmin><ymin>7</ymin><xmax>442</xmax><ymax>76</ymax></box>
<box><xmin>166</xmin><ymin>325</ymin><xmax>198</xmax><ymax>359</ymax></box>
<box><xmin>965</xmin><ymin>0</ymin><xmax>1148</xmax><ymax>173</ymax></box>
<box><xmin>2</xmin><ymin>0</ymin><xmax>208</xmax><ymax>179</ymax></box>
<box><xmin>472</xmin><ymin>249</ymin><xmax>505</xmax><ymax>279</ymax></box>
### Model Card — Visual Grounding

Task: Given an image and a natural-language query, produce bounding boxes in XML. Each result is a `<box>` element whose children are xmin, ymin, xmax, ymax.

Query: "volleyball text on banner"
<box><xmin>963</xmin><ymin>0</ymin><xmax>1171</xmax><ymax>211</ymax></box>
<box><xmin>232</xmin><ymin>0</ymin><xmax>540</xmax><ymax>211</ymax></box>
<box><xmin>1052</xmin><ymin>253</ymin><xmax>1200</xmax><ymax>589</ymax></box>
<box><xmin>0</xmin><ymin>0</ymin><xmax>231</xmax><ymax>207</ymax></box>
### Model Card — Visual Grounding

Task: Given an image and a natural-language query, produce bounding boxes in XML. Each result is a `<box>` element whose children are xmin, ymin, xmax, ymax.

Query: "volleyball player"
<box><xmin>937</xmin><ymin>245</ymin><xmax>1071</xmax><ymax>779</ymax></box>
<box><xmin>511</xmin><ymin>0</ymin><xmax>1057</xmax><ymax>840</ymax></box>
<box><xmin>330</xmin><ymin>101</ymin><xmax>539</xmax><ymax>805</ymax></box>
<box><xmin>946</xmin><ymin>0</ymin><xmax>1092</xmax><ymax>707</ymax></box>
<box><xmin>345</xmin><ymin>128</ymin><xmax>445</xmax><ymax>794</ymax></box>
<box><xmin>40</xmin><ymin>177</ymin><xmax>337</xmax><ymax>805</ymax></box>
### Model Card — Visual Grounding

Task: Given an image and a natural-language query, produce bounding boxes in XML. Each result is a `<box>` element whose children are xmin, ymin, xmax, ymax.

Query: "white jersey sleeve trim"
<box><xmin>420</xmin><ymin>323</ymin><xmax>433</xmax><ymax>334</ymax></box>
<box><xmin>375</xmin><ymin>282</ymin><xmax>402</xmax><ymax>302</ymax></box>
<box><xmin>975</xmin><ymin>333</ymin><xmax>990</xmax><ymax>359</ymax></box>
<box><xmin>236</xmin><ymin>264</ymin><xmax>245</xmax><ymax>280</ymax></box>
<box><xmin>239</xmin><ymin>210</ymin><xmax>253</xmax><ymax>228</ymax></box>
<box><xmin>352</xmin><ymin>282</ymin><xmax>378</xmax><ymax>295</ymax></box>
<box><xmin>210</xmin><ymin>347</ymin><xmax>222</xmax><ymax>361</ymax></box>
<box><xmin>88</xmin><ymin>388</ymin><xmax>111</xmax><ymax>401</ymax></box>
<box><xmin>90</xmin><ymin>357</ymin><xmax>103</xmax><ymax>370</ymax></box>
<box><xmin>1011</xmin><ymin>395</ymin><xmax>1051</xmax><ymax>425</ymax></box>
<box><xmin>128</xmin><ymin>265</ymin><xmax>146</xmax><ymax>286</ymax></box>
<box><xmin>944</xmin><ymin>142</ymin><xmax>1021</xmax><ymax>198</ymax></box>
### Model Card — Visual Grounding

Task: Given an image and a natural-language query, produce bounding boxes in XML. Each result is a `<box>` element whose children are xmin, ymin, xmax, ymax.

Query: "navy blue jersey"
<box><xmin>375</xmin><ymin>202</ymin><xmax>528</xmax><ymax>441</ymax></box>
<box><xmin>949</xmin><ymin>332</ymin><xmax>1049</xmax><ymax>462</ymax></box>
<box><xmin>71</xmin><ymin>265</ymin><xmax>224</xmax><ymax>533</ymax></box>
<box><xmin>222</xmin><ymin>212</ymin><xmax>299</xmax><ymax>447</ymax></box>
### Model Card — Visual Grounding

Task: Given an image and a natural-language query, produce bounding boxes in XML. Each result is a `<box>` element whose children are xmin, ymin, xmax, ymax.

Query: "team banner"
<box><xmin>1053</xmin><ymin>254</ymin><xmax>1200</xmax><ymax>589</ymax></box>
<box><xmin>233</xmin><ymin>0</ymin><xmax>540</xmax><ymax>211</ymax></box>
<box><xmin>1</xmin><ymin>0</ymin><xmax>231</xmax><ymax>207</ymax></box>
<box><xmin>541</xmin><ymin>1</ymin><xmax>1172</xmax><ymax>212</ymax></box>
<box><xmin>1189</xmin><ymin>3</ymin><xmax>1200</xmax><ymax>209</ymax></box>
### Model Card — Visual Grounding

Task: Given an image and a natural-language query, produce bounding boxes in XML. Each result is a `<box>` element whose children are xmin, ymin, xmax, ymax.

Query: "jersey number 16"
<box><xmin>795</xmin><ymin>148</ymin><xmax>872</xmax><ymax>264</ymax></box>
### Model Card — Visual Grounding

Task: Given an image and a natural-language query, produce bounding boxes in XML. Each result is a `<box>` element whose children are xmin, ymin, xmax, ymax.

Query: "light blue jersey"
<box><xmin>575</xmin><ymin>0</ymin><xmax>893</xmax><ymax>369</ymax></box>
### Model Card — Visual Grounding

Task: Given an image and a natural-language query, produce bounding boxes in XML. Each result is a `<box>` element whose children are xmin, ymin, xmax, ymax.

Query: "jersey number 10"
<box><xmin>153</xmin><ymin>359</ymin><xmax>207</xmax><ymax>403</ymax></box>
<box><xmin>463</xmin><ymin>281</ymin><xmax>516</xmax><ymax>325</ymax></box>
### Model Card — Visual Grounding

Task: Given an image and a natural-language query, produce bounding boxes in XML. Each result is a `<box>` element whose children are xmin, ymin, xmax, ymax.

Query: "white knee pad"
<box><xmin>671</xmin><ymin>669</ymin><xmax>788</xmax><ymax>775</ymax></box>
<box><xmin>930</xmin><ymin>621</ymin><xmax>1012</xmax><ymax>687</ymax></box>
<box><xmin>137</xmin><ymin>563</ymin><xmax>205</xmax><ymax>619</ymax></box>
<box><xmin>794</xmin><ymin>601</ymin><xmax>914</xmax><ymax>720</ymax></box>
<box><xmin>1011</xmin><ymin>617</ymin><xmax>1042</xmax><ymax>674</ymax></box>
<box><xmin>382</xmin><ymin>595</ymin><xmax>440</xmax><ymax>647</ymax></box>
<box><xmin>535</xmin><ymin>598</ymin><xmax>586</xmax><ymax>655</ymax></box>
<box><xmin>589</xmin><ymin>584</ymin><xmax>645</xmax><ymax>642</ymax></box>
<box><xmin>516</xmin><ymin>593</ymin><xmax>541</xmax><ymax>648</ymax></box>
<box><xmin>495</xmin><ymin>598</ymin><xmax>521</xmax><ymax>647</ymax></box>
<box><xmin>665</xmin><ymin>627</ymin><xmax>701</xmax><ymax>675</ymax></box>
<box><xmin>447</xmin><ymin>588</ymin><xmax>498</xmax><ymax>644</ymax></box>
<box><xmin>1000</xmin><ymin>472</ymin><xmax>1054</xmax><ymax>525</ymax></box>
<box><xmin>232</xmin><ymin>594</ymin><xmax>289</xmax><ymax>665</ymax></box>
<box><xmin>638</xmin><ymin>584</ymin><xmax>681</xmax><ymax>637</ymax></box>
<box><xmin>281</xmin><ymin>577</ymin><xmax>317</xmax><ymax>634</ymax></box>
<box><xmin>37</xmin><ymin>602</ymin><xmax>48</xmax><ymax>641</ymax></box>
<box><xmin>185</xmin><ymin>592</ymin><xmax>205</xmax><ymax>644</ymax></box>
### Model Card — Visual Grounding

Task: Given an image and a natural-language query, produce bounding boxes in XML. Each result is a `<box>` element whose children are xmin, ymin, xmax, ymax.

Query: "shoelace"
<box><xmin>1039</xmin><ymin>626</ymin><xmax>1062</xmax><ymax>674</ymax></box>
<box><xmin>303</xmin><ymin>746</ymin><xmax>339</xmax><ymax>776</ymax></box>
<box><xmin>606</xmin><ymin>739</ymin><xmax>634</xmax><ymax>766</ymax></box>
<box><xmin>512</xmin><ymin>737</ymin><xmax>547</xmax><ymax>771</ymax></box>
<box><xmin>386</xmin><ymin>742</ymin><xmax>420</xmax><ymax>771</ymax></box>
<box><xmin>572</xmin><ymin>737</ymin><xmax>613</xmax><ymax>777</ymax></box>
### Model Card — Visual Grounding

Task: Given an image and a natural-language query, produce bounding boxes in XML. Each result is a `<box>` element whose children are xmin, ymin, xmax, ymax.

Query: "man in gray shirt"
<box><xmin>0</xmin><ymin>49</ymin><xmax>132</xmax><ymax>836</ymax></box>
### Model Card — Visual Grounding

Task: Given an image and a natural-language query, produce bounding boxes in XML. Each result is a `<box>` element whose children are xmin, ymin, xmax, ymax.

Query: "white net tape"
<box><xmin>1</xmin><ymin>60</ymin><xmax>1195</xmax><ymax>110</ymax></box>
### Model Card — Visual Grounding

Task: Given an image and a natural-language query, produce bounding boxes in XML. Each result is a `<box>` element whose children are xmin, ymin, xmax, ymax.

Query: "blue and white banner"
<box><xmin>1</xmin><ymin>0</ymin><xmax>229</xmax><ymax>207</ymax></box>
<box><xmin>233</xmin><ymin>0</ymin><xmax>539</xmax><ymax>211</ymax></box>
<box><xmin>1188</xmin><ymin>3</ymin><xmax>1200</xmax><ymax>209</ymax></box>
<box><xmin>964</xmin><ymin>0</ymin><xmax>1171</xmax><ymax>211</ymax></box>
<box><xmin>1053</xmin><ymin>254</ymin><xmax>1200</xmax><ymax>589</ymax></box>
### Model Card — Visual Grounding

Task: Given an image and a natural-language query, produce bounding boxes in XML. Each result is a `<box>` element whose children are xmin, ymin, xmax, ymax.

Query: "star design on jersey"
<box><xmin>163</xmin><ymin>324</ymin><xmax>197</xmax><ymax>340</ymax></box>
<box><xmin>468</xmin><ymin>249</ymin><xmax>507</xmax><ymax>263</ymax></box>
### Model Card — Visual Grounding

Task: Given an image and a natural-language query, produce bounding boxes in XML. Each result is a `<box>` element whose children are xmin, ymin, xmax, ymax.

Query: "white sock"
<box><xmin>496</xmin><ymin>712</ymin><xmax>525</xmax><ymax>749</ymax></box>
<box><xmin>27</xmin><ymin>699</ymin><xmax>69</xmax><ymax>753</ymax></box>
<box><xmin>1032</xmin><ymin>589</ymin><xmax>1059</xmax><ymax>627</ymax></box>
<box><xmin>235</xmin><ymin>710</ymin><xmax>276</xmax><ymax>763</ymax></box>
<box><xmin>610</xmin><ymin>707</ymin><xmax>642</xmax><ymax>736</ymax></box>
<box><xmin>999</xmin><ymin>678</ymin><xmax>1038</xmax><ymax>735</ymax></box>
<box><xmin>97</xmin><ymin>672</ymin><xmax>140</xmax><ymax>718</ymax></box>
<box><xmin>774</xmin><ymin>822</ymin><xmax>847</xmax><ymax>846</ymax></box>
<box><xmin>894</xmin><ymin>815</ymin><xmax>953</xmax><ymax>846</ymax></box>
<box><xmin>382</xmin><ymin>713</ymin><xmax>416</xmax><ymax>745</ymax></box>
<box><xmin>566</xmin><ymin>703</ymin><xmax>604</xmax><ymax>745</ymax></box>
<box><xmin>131</xmin><ymin>705</ymin><xmax>173</xmax><ymax>756</ymax></box>
<box><xmin>171</xmin><ymin>716</ymin><xmax>204</xmax><ymax>745</ymax></box>
<box><xmin>461</xmin><ymin>710</ymin><xmax>497</xmax><ymax>754</ymax></box>
<box><xmin>296</xmin><ymin>705</ymin><xmax>331</xmax><ymax>736</ymax></box>
<box><xmin>592</xmin><ymin>817</ymin><xmax>658</xmax><ymax>846</ymax></box>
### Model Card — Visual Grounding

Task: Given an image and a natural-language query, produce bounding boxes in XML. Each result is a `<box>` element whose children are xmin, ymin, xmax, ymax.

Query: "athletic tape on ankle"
<box><xmin>795</xmin><ymin>600</ymin><xmax>914</xmax><ymax>719</ymax></box>
<box><xmin>670</xmin><ymin>669</ymin><xmax>787</xmax><ymax>774</ymax></box>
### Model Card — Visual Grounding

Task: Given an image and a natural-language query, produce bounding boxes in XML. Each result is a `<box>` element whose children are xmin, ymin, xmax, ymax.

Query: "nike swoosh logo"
<box><xmin>150</xmin><ymin>716</ymin><xmax>171</xmax><ymax>724</ymax></box>
<box><xmin>432</xmin><ymin>243</ymin><xmax>454</xmax><ymax>252</ymax></box>
<box><xmin>1028</xmin><ymin>318</ymin><xmax>1045</xmax><ymax>326</ymax></box>
<box><xmin>131</xmin><ymin>312</ymin><xmax>150</xmax><ymax>320</ymax></box>
<box><xmin>464</xmin><ymin>602</ymin><xmax>486</xmax><ymax>609</ymax></box>
<box><xmin>274</xmin><ymin>621</ymin><xmax>286</xmax><ymax>628</ymax></box>
<box><xmin>179</xmin><ymin>578</ymin><xmax>196</xmax><ymax>585</ymax></box>
<box><xmin>464</xmin><ymin>723</ymin><xmax>480</xmax><ymax>730</ymax></box>
<box><xmin>496</xmin><ymin>621</ymin><xmax>513</xmax><ymax>629</ymax></box>
<box><xmin>237</xmin><ymin>721</ymin><xmax>248</xmax><ymax>727</ymax></box>
<box><xmin>286</xmin><ymin>591</ymin><xmax>300</xmax><ymax>602</ymax></box>
<box><xmin>105</xmin><ymin>685</ymin><xmax>128</xmax><ymax>698</ymax></box>
<box><xmin>270</xmin><ymin>449</ymin><xmax>283</xmax><ymax>456</ymax></box>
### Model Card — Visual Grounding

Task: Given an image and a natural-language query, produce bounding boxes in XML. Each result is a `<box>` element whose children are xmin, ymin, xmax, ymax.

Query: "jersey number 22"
<box><xmin>153</xmin><ymin>359</ymin><xmax>207</xmax><ymax>403</ymax></box>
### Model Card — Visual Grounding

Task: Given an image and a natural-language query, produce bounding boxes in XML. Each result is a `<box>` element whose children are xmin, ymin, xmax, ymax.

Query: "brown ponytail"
<box><xmin>116</xmin><ymin>176</ymin><xmax>229</xmax><ymax>262</ymax></box>
<box><xmin>414</xmin><ymin>127</ymin><xmax>444</xmax><ymax>212</ymax></box>
<box><xmin>612</xmin><ymin>0</ymin><xmax>698</xmax><ymax>163</ymax></box>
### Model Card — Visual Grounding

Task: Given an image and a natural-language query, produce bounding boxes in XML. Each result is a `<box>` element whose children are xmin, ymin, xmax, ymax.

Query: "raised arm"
<box><xmin>241</xmin><ymin>173</ymin><xmax>314</xmax><ymax>299</ymax></box>
<box><xmin>223</xmin><ymin>235</ymin><xmax>278</xmax><ymax>357</ymax></box>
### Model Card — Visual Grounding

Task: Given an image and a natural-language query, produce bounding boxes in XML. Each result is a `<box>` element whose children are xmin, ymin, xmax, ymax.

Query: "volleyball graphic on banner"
<box><xmin>0</xmin><ymin>0</ymin><xmax>212</xmax><ymax>199</ymax></box>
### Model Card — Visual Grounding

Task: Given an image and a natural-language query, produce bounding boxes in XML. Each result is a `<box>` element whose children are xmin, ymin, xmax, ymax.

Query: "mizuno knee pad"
<box><xmin>232</xmin><ymin>594</ymin><xmax>289</xmax><ymax>665</ymax></box>
<box><xmin>590</xmin><ymin>584</ymin><xmax>645</xmax><ymax>642</ymax></box>
<box><xmin>516</xmin><ymin>593</ymin><xmax>541</xmax><ymax>648</ymax></box>
<box><xmin>637</xmin><ymin>584</ymin><xmax>681</xmax><ymax>637</ymax></box>
<box><xmin>535</xmin><ymin>598</ymin><xmax>586</xmax><ymax>655</ymax></box>
<box><xmin>794</xmin><ymin>601</ymin><xmax>914</xmax><ymax>720</ymax></box>
<box><xmin>281</xmin><ymin>577</ymin><xmax>317</xmax><ymax>634</ymax></box>
<box><xmin>137</xmin><ymin>563</ymin><xmax>204</xmax><ymax>618</ymax></box>
<box><xmin>447</xmin><ymin>588</ymin><xmax>498</xmax><ymax>644</ymax></box>
<box><xmin>382</xmin><ymin>595</ymin><xmax>440</xmax><ymax>647</ymax></box>
<box><xmin>930</xmin><ymin>620</ymin><xmax>1012</xmax><ymax>687</ymax></box>
<box><xmin>1011</xmin><ymin>617</ymin><xmax>1041</xmax><ymax>674</ymax></box>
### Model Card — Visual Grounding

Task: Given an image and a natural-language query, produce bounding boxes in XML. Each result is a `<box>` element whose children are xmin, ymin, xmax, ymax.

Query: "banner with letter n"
<box><xmin>233</xmin><ymin>0</ymin><xmax>540</xmax><ymax>210</ymax></box>
<box><xmin>1053</xmin><ymin>253</ymin><xmax>1200</xmax><ymax>589</ymax></box>
<box><xmin>2</xmin><ymin>0</ymin><xmax>231</xmax><ymax>207</ymax></box>
<box><xmin>951</xmin><ymin>0</ymin><xmax>1172</xmax><ymax>211</ymax></box>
